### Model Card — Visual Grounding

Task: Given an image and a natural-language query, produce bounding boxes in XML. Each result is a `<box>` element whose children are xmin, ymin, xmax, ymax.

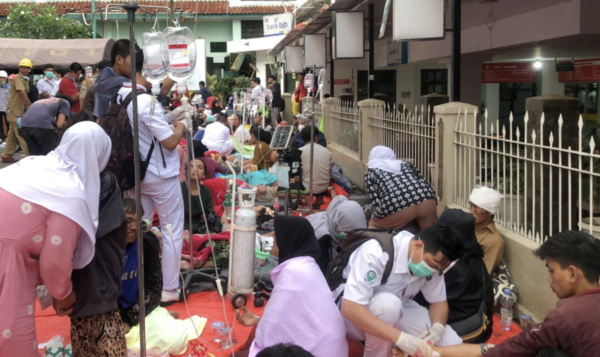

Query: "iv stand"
<box><xmin>308</xmin><ymin>65</ymin><xmax>316</xmax><ymax>211</ymax></box>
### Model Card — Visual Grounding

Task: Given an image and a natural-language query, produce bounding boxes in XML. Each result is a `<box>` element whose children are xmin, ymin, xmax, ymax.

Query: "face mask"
<box><xmin>408</xmin><ymin>243</ymin><xmax>435</xmax><ymax>277</ymax></box>
<box><xmin>45</xmin><ymin>72</ymin><xmax>54</xmax><ymax>79</ymax></box>
<box><xmin>0</xmin><ymin>80</ymin><xmax>5</xmax><ymax>85</ymax></box>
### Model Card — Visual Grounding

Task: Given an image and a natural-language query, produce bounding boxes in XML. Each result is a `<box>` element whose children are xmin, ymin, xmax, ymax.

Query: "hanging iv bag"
<box><xmin>161</xmin><ymin>26</ymin><xmax>197</xmax><ymax>82</ymax></box>
<box><xmin>142</xmin><ymin>32</ymin><xmax>168</xmax><ymax>85</ymax></box>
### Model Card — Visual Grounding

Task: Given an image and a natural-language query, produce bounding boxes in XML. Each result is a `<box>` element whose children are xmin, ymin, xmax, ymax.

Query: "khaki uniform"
<box><xmin>3</xmin><ymin>75</ymin><xmax>29</xmax><ymax>158</ymax></box>
<box><xmin>474</xmin><ymin>222</ymin><xmax>505</xmax><ymax>274</ymax></box>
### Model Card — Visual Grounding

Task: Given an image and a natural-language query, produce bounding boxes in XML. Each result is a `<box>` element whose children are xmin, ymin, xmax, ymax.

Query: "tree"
<box><xmin>1</xmin><ymin>4</ymin><xmax>92</xmax><ymax>39</ymax></box>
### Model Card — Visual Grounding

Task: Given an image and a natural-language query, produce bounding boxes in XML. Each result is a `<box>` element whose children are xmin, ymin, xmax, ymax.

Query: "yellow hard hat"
<box><xmin>18</xmin><ymin>58</ymin><xmax>33</xmax><ymax>68</ymax></box>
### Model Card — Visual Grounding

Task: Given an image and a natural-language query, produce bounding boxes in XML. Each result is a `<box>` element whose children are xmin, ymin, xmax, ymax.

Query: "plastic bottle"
<box><xmin>500</xmin><ymin>288</ymin><xmax>515</xmax><ymax>331</ymax></box>
<box><xmin>161</xmin><ymin>26</ymin><xmax>197</xmax><ymax>83</ymax></box>
<box><xmin>85</xmin><ymin>66</ymin><xmax>93</xmax><ymax>78</ymax></box>
<box><xmin>16</xmin><ymin>115</ymin><xmax>22</xmax><ymax>129</ymax></box>
<box><xmin>272</xmin><ymin>197</ymin><xmax>280</xmax><ymax>213</ymax></box>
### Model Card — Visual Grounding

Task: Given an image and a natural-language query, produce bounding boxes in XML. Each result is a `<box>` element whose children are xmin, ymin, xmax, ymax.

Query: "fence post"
<box><xmin>434</xmin><ymin>102</ymin><xmax>478</xmax><ymax>207</ymax></box>
<box><xmin>282</xmin><ymin>93</ymin><xmax>292</xmax><ymax>123</ymax></box>
<box><xmin>322</xmin><ymin>97</ymin><xmax>340</xmax><ymax>141</ymax></box>
<box><xmin>358</xmin><ymin>98</ymin><xmax>385</xmax><ymax>164</ymax></box>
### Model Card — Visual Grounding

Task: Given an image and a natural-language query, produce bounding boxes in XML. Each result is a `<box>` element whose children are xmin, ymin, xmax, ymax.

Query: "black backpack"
<box><xmin>98</xmin><ymin>91</ymin><xmax>155</xmax><ymax>191</ymax></box>
<box><xmin>326</xmin><ymin>229</ymin><xmax>396</xmax><ymax>291</ymax></box>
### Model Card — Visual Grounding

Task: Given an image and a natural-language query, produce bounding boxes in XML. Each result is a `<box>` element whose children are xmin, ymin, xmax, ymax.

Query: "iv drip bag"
<box><xmin>161</xmin><ymin>27</ymin><xmax>197</xmax><ymax>82</ymax></box>
<box><xmin>142</xmin><ymin>32</ymin><xmax>167</xmax><ymax>85</ymax></box>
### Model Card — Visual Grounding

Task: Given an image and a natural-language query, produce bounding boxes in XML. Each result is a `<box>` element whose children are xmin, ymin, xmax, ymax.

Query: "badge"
<box><xmin>364</xmin><ymin>270</ymin><xmax>377</xmax><ymax>286</ymax></box>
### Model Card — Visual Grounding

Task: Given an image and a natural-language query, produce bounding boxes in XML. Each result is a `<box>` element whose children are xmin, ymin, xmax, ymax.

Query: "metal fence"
<box><xmin>454</xmin><ymin>109</ymin><xmax>600</xmax><ymax>243</ymax></box>
<box><xmin>329</xmin><ymin>101</ymin><xmax>361</xmax><ymax>157</ymax></box>
<box><xmin>368</xmin><ymin>104</ymin><xmax>436</xmax><ymax>184</ymax></box>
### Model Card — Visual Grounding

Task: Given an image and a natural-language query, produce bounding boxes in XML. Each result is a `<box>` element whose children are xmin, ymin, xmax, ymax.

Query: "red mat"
<box><xmin>36</xmin><ymin>291</ymin><xmax>265</xmax><ymax>357</ymax></box>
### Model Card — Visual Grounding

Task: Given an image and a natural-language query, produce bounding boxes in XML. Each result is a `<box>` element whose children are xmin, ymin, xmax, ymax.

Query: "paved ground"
<box><xmin>0</xmin><ymin>142</ymin><xmax>27</xmax><ymax>169</ymax></box>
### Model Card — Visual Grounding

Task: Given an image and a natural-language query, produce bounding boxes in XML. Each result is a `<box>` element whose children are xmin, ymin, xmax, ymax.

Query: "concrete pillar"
<box><xmin>282</xmin><ymin>93</ymin><xmax>293</xmax><ymax>123</ymax></box>
<box><xmin>420</xmin><ymin>93</ymin><xmax>449</xmax><ymax>122</ymax></box>
<box><xmin>358</xmin><ymin>98</ymin><xmax>385</xmax><ymax>164</ymax></box>
<box><xmin>525</xmin><ymin>95</ymin><xmax>580</xmax><ymax>238</ymax></box>
<box><xmin>484</xmin><ymin>83</ymin><xmax>500</xmax><ymax>135</ymax></box>
<box><xmin>540</xmin><ymin>60</ymin><xmax>565</xmax><ymax>96</ymax></box>
<box><xmin>434</xmin><ymin>102</ymin><xmax>478</xmax><ymax>205</ymax></box>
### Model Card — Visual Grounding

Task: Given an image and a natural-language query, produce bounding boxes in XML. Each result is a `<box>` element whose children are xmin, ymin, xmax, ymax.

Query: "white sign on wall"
<box><xmin>186</xmin><ymin>39</ymin><xmax>206</xmax><ymax>92</ymax></box>
<box><xmin>393</xmin><ymin>0</ymin><xmax>445</xmax><ymax>41</ymax></box>
<box><xmin>263</xmin><ymin>13</ymin><xmax>294</xmax><ymax>37</ymax></box>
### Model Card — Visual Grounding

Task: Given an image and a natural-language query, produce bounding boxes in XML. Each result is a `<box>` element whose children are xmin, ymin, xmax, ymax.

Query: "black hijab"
<box><xmin>274</xmin><ymin>215</ymin><xmax>321</xmax><ymax>264</ymax></box>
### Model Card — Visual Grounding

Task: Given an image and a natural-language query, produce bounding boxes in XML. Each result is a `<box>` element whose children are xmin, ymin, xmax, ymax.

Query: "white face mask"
<box><xmin>298</xmin><ymin>125</ymin><xmax>305</xmax><ymax>131</ymax></box>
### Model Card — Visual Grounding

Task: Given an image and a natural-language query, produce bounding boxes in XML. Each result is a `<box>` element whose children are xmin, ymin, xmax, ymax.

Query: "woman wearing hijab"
<box><xmin>306</xmin><ymin>196</ymin><xmax>367</xmax><ymax>273</ymax></box>
<box><xmin>0</xmin><ymin>122</ymin><xmax>111</xmax><ymax>357</ymax></box>
<box><xmin>244</xmin><ymin>127</ymin><xmax>274</xmax><ymax>171</ymax></box>
<box><xmin>236</xmin><ymin>216</ymin><xmax>348</xmax><ymax>357</ymax></box>
<box><xmin>365</xmin><ymin>146</ymin><xmax>437</xmax><ymax>231</ymax></box>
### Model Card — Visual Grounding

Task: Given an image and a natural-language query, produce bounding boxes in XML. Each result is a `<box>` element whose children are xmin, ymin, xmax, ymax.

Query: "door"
<box><xmin>357</xmin><ymin>70</ymin><xmax>369</xmax><ymax>102</ymax></box>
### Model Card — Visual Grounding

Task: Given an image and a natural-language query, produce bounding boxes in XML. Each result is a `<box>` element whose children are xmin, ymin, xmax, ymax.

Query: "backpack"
<box><xmin>326</xmin><ymin>228</ymin><xmax>396</xmax><ymax>291</ymax></box>
<box><xmin>98</xmin><ymin>90</ymin><xmax>154</xmax><ymax>191</ymax></box>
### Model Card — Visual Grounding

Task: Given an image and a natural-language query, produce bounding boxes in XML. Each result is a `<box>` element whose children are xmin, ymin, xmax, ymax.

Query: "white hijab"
<box><xmin>0</xmin><ymin>122</ymin><xmax>111</xmax><ymax>269</ymax></box>
<box><xmin>367</xmin><ymin>146</ymin><xmax>404</xmax><ymax>175</ymax></box>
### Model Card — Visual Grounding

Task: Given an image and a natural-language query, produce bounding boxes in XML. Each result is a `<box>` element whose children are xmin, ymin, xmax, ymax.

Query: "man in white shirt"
<box><xmin>298</xmin><ymin>125</ymin><xmax>332</xmax><ymax>195</ymax></box>
<box><xmin>37</xmin><ymin>64</ymin><xmax>59</xmax><ymax>97</ymax></box>
<box><xmin>120</xmin><ymin>53</ymin><xmax>187</xmax><ymax>303</ymax></box>
<box><xmin>339</xmin><ymin>225</ymin><xmax>464</xmax><ymax>357</ymax></box>
<box><xmin>251</xmin><ymin>77</ymin><xmax>265</xmax><ymax>106</ymax></box>
<box><xmin>202</xmin><ymin>114</ymin><xmax>234</xmax><ymax>155</ymax></box>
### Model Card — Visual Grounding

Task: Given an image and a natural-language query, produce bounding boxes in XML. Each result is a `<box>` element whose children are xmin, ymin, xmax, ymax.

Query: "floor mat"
<box><xmin>36</xmin><ymin>291</ymin><xmax>265</xmax><ymax>357</ymax></box>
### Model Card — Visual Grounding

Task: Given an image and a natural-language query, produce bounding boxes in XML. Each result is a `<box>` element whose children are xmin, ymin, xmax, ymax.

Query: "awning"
<box><xmin>0</xmin><ymin>39</ymin><xmax>114</xmax><ymax>70</ymax></box>
<box><xmin>227</xmin><ymin>35</ymin><xmax>286</xmax><ymax>54</ymax></box>
<box><xmin>272</xmin><ymin>0</ymin><xmax>364</xmax><ymax>54</ymax></box>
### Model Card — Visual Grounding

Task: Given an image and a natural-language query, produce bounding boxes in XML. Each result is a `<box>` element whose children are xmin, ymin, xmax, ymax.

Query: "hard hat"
<box><xmin>0</xmin><ymin>70</ymin><xmax>7</xmax><ymax>78</ymax></box>
<box><xmin>18</xmin><ymin>58</ymin><xmax>33</xmax><ymax>68</ymax></box>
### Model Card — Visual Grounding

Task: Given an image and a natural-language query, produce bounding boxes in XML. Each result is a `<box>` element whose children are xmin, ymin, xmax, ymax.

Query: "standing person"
<box><xmin>3</xmin><ymin>58</ymin><xmax>32</xmax><ymax>163</ymax></box>
<box><xmin>0</xmin><ymin>122</ymin><xmax>111</xmax><ymax>357</ymax></box>
<box><xmin>58</xmin><ymin>62</ymin><xmax>90</xmax><ymax>115</ymax></box>
<box><xmin>339</xmin><ymin>224</ymin><xmax>464</xmax><ymax>357</ymax></box>
<box><xmin>119</xmin><ymin>51</ymin><xmax>188</xmax><ymax>303</ymax></box>
<box><xmin>54</xmin><ymin>67</ymin><xmax>67</xmax><ymax>87</ymax></box>
<box><xmin>0</xmin><ymin>71</ymin><xmax>9</xmax><ymax>143</ymax></box>
<box><xmin>251</xmin><ymin>77</ymin><xmax>265</xmax><ymax>103</ymax></box>
<box><xmin>19</xmin><ymin>95</ymin><xmax>71</xmax><ymax>155</ymax></box>
<box><xmin>198</xmin><ymin>80</ymin><xmax>212</xmax><ymax>103</ymax></box>
<box><xmin>68</xmin><ymin>162</ymin><xmax>128</xmax><ymax>357</ymax></box>
<box><xmin>366</xmin><ymin>146</ymin><xmax>437</xmax><ymax>231</ymax></box>
<box><xmin>36</xmin><ymin>64</ymin><xmax>59</xmax><ymax>97</ymax></box>
<box><xmin>293</xmin><ymin>73</ymin><xmax>307</xmax><ymax>115</ymax></box>
<box><xmin>94</xmin><ymin>39</ymin><xmax>174</xmax><ymax>119</ymax></box>
<box><xmin>236</xmin><ymin>216</ymin><xmax>348</xmax><ymax>357</ymax></box>
<box><xmin>267</xmin><ymin>75</ymin><xmax>284</xmax><ymax>127</ymax></box>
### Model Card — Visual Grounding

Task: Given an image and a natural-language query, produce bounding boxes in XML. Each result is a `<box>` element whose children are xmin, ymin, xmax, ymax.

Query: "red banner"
<box><xmin>481</xmin><ymin>63</ymin><xmax>537</xmax><ymax>84</ymax></box>
<box><xmin>558</xmin><ymin>58</ymin><xmax>600</xmax><ymax>83</ymax></box>
<box><xmin>333</xmin><ymin>79</ymin><xmax>350</xmax><ymax>85</ymax></box>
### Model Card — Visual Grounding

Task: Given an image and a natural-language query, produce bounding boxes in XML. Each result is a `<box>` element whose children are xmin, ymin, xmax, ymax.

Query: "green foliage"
<box><xmin>1</xmin><ymin>4</ymin><xmax>92</xmax><ymax>39</ymax></box>
<box><xmin>206</xmin><ymin>73</ymin><xmax>218</xmax><ymax>95</ymax></box>
<box><xmin>212</xmin><ymin>75</ymin><xmax>236</xmax><ymax>101</ymax></box>
<box><xmin>233</xmin><ymin>76</ymin><xmax>252</xmax><ymax>94</ymax></box>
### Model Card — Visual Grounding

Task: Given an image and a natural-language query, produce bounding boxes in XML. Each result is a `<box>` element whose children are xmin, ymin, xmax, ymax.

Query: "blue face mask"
<box><xmin>408</xmin><ymin>243</ymin><xmax>435</xmax><ymax>277</ymax></box>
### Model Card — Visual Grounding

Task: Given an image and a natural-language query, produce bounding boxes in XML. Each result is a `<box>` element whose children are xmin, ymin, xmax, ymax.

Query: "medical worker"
<box><xmin>338</xmin><ymin>224</ymin><xmax>465</xmax><ymax>357</ymax></box>
<box><xmin>119</xmin><ymin>50</ymin><xmax>187</xmax><ymax>303</ymax></box>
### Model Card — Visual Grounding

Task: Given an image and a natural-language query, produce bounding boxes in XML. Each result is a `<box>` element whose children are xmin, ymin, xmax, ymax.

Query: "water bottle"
<box><xmin>16</xmin><ymin>115</ymin><xmax>22</xmax><ymax>129</ymax></box>
<box><xmin>500</xmin><ymin>288</ymin><xmax>515</xmax><ymax>331</ymax></box>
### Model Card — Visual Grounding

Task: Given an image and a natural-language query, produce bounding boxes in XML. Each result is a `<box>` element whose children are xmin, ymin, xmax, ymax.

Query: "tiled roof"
<box><xmin>0</xmin><ymin>1</ymin><xmax>292</xmax><ymax>17</ymax></box>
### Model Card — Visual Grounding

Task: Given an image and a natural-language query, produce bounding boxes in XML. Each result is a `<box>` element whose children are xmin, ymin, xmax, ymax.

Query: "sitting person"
<box><xmin>306</xmin><ymin>196</ymin><xmax>366</xmax><ymax>273</ymax></box>
<box><xmin>180</xmin><ymin>158</ymin><xmax>220</xmax><ymax>234</ymax></box>
<box><xmin>202</xmin><ymin>114</ymin><xmax>234</xmax><ymax>155</ymax></box>
<box><xmin>236</xmin><ymin>216</ymin><xmax>348</xmax><ymax>357</ymax></box>
<box><xmin>293</xmin><ymin>115</ymin><xmax>327</xmax><ymax>149</ymax></box>
<box><xmin>231</xmin><ymin>113</ymin><xmax>251</xmax><ymax>143</ymax></box>
<box><xmin>339</xmin><ymin>224</ymin><xmax>464</xmax><ymax>357</ymax></box>
<box><xmin>244</xmin><ymin>127</ymin><xmax>274</xmax><ymax>171</ymax></box>
<box><xmin>469</xmin><ymin>187</ymin><xmax>517</xmax><ymax>306</ymax></box>
<box><xmin>433</xmin><ymin>230</ymin><xmax>600</xmax><ymax>357</ymax></box>
<box><xmin>299</xmin><ymin>125</ymin><xmax>332</xmax><ymax>196</ymax></box>
<box><xmin>414</xmin><ymin>209</ymin><xmax>493</xmax><ymax>342</ymax></box>
<box><xmin>119</xmin><ymin>199</ymin><xmax>204</xmax><ymax>355</ymax></box>
<box><xmin>365</xmin><ymin>145</ymin><xmax>437</xmax><ymax>231</ymax></box>
<box><xmin>194</xmin><ymin>114</ymin><xmax>215</xmax><ymax>142</ymax></box>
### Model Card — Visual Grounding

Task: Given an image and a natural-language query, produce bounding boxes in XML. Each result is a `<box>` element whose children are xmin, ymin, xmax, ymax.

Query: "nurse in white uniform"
<box><xmin>339</xmin><ymin>225</ymin><xmax>464</xmax><ymax>357</ymax></box>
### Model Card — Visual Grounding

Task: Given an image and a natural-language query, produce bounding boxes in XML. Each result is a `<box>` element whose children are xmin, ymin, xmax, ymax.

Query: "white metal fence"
<box><xmin>368</xmin><ymin>104</ymin><xmax>436</xmax><ymax>184</ymax></box>
<box><xmin>329</xmin><ymin>101</ymin><xmax>361</xmax><ymax>157</ymax></box>
<box><xmin>454</xmin><ymin>109</ymin><xmax>600</xmax><ymax>243</ymax></box>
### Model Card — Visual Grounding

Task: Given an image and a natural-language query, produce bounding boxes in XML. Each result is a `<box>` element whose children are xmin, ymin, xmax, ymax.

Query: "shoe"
<box><xmin>1</xmin><ymin>157</ymin><xmax>18</xmax><ymax>163</ymax></box>
<box><xmin>160</xmin><ymin>289</ymin><xmax>181</xmax><ymax>306</ymax></box>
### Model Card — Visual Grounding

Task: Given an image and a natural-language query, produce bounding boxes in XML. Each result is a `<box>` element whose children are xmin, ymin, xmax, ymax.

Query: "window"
<box><xmin>242</xmin><ymin>20</ymin><xmax>264</xmax><ymax>39</ymax></box>
<box><xmin>210</xmin><ymin>42</ymin><xmax>227</xmax><ymax>53</ymax></box>
<box><xmin>420</xmin><ymin>69</ymin><xmax>448</xmax><ymax>96</ymax></box>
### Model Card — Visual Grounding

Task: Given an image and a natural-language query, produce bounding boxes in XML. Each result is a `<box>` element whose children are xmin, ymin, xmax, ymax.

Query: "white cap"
<box><xmin>469</xmin><ymin>186</ymin><xmax>503</xmax><ymax>215</ymax></box>
<box><xmin>0</xmin><ymin>70</ymin><xmax>7</xmax><ymax>78</ymax></box>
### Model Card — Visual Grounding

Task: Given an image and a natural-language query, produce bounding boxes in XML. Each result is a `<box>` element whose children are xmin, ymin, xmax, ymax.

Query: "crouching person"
<box><xmin>336</xmin><ymin>224</ymin><xmax>464</xmax><ymax>357</ymax></box>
